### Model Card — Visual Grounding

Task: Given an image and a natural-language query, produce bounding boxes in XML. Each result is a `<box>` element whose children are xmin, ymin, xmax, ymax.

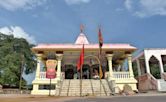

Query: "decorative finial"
<box><xmin>80</xmin><ymin>24</ymin><xmax>84</xmax><ymax>33</ymax></box>
<box><xmin>98</xmin><ymin>24</ymin><xmax>101</xmax><ymax>29</ymax></box>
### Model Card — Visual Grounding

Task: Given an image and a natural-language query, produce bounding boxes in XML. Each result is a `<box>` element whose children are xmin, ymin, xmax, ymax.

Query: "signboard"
<box><xmin>46</xmin><ymin>60</ymin><xmax>57</xmax><ymax>68</ymax></box>
<box><xmin>46</xmin><ymin>60</ymin><xmax>57</xmax><ymax>79</ymax></box>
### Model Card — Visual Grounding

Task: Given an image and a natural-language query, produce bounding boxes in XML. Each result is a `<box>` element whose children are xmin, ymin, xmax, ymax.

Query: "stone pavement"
<box><xmin>1</xmin><ymin>92</ymin><xmax>166</xmax><ymax>102</ymax></box>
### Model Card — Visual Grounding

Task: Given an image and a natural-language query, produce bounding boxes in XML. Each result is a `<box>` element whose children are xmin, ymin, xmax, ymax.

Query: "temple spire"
<box><xmin>75</xmin><ymin>25</ymin><xmax>89</xmax><ymax>44</ymax></box>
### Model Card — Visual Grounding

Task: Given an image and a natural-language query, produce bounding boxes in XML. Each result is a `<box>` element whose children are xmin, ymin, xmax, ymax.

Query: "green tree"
<box><xmin>132</xmin><ymin>62</ymin><xmax>138</xmax><ymax>78</ymax></box>
<box><xmin>150</xmin><ymin>64</ymin><xmax>161</xmax><ymax>79</ymax></box>
<box><xmin>0</xmin><ymin>33</ymin><xmax>36</xmax><ymax>87</ymax></box>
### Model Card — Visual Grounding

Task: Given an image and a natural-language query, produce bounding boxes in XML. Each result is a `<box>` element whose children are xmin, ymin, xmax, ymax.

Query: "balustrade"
<box><xmin>113</xmin><ymin>72</ymin><xmax>130</xmax><ymax>79</ymax></box>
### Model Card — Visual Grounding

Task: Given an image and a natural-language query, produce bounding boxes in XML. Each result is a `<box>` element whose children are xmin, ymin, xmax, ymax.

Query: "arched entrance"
<box><xmin>149</xmin><ymin>56</ymin><xmax>161</xmax><ymax>79</ymax></box>
<box><xmin>81</xmin><ymin>64</ymin><xmax>104</xmax><ymax>79</ymax></box>
<box><xmin>83</xmin><ymin>55</ymin><xmax>105</xmax><ymax>79</ymax></box>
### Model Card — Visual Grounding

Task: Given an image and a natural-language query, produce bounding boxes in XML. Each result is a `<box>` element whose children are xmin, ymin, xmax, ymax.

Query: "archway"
<box><xmin>84</xmin><ymin>55</ymin><xmax>104</xmax><ymax>79</ymax></box>
<box><xmin>149</xmin><ymin>56</ymin><xmax>161</xmax><ymax>79</ymax></box>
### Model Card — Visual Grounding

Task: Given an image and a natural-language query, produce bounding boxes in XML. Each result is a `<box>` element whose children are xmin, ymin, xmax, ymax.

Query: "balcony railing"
<box><xmin>40</xmin><ymin>72</ymin><xmax>46</xmax><ymax>79</ymax></box>
<box><xmin>40</xmin><ymin>72</ymin><xmax>131</xmax><ymax>79</ymax></box>
<box><xmin>113</xmin><ymin>72</ymin><xmax>130</xmax><ymax>79</ymax></box>
<box><xmin>39</xmin><ymin>72</ymin><xmax>64</xmax><ymax>79</ymax></box>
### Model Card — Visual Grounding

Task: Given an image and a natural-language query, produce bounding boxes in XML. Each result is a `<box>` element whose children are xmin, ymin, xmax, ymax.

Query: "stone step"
<box><xmin>58</xmin><ymin>79</ymin><xmax>111</xmax><ymax>96</ymax></box>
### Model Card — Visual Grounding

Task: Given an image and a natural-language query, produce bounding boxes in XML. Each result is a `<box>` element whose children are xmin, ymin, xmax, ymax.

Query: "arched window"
<box><xmin>149</xmin><ymin>55</ymin><xmax>160</xmax><ymax>79</ymax></box>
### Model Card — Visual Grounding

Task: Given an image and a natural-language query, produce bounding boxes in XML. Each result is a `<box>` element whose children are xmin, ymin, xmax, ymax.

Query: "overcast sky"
<box><xmin>0</xmin><ymin>0</ymin><xmax>166</xmax><ymax>49</ymax></box>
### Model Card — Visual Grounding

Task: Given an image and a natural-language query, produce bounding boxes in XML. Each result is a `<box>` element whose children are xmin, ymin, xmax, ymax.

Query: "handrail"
<box><xmin>105</xmin><ymin>77</ymin><xmax>114</xmax><ymax>95</ymax></box>
<box><xmin>90</xmin><ymin>79</ymin><xmax>95</xmax><ymax>96</ymax></box>
<box><xmin>67</xmin><ymin>79</ymin><xmax>71</xmax><ymax>96</ymax></box>
<box><xmin>58</xmin><ymin>78</ymin><xmax>64</xmax><ymax>96</ymax></box>
<box><xmin>100</xmin><ymin>80</ymin><xmax>108</xmax><ymax>96</ymax></box>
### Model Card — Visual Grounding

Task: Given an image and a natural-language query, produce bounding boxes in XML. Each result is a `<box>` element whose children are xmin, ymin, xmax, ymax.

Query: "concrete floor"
<box><xmin>1</xmin><ymin>94</ymin><xmax>166</xmax><ymax>102</ymax></box>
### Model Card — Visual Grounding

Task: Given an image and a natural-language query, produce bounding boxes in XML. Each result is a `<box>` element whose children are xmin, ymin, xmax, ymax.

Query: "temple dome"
<box><xmin>75</xmin><ymin>33</ymin><xmax>89</xmax><ymax>44</ymax></box>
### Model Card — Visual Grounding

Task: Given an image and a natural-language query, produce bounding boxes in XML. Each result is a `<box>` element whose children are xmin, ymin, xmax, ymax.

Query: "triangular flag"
<box><xmin>77</xmin><ymin>44</ymin><xmax>84</xmax><ymax>71</ymax></box>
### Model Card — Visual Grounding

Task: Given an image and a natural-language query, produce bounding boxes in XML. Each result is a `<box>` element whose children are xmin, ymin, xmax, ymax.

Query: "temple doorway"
<box><xmin>81</xmin><ymin>64</ymin><xmax>105</xmax><ymax>79</ymax></box>
<box><xmin>64</xmin><ymin>64</ymin><xmax>105</xmax><ymax>79</ymax></box>
<box><xmin>65</xmin><ymin>65</ymin><xmax>75</xmax><ymax>79</ymax></box>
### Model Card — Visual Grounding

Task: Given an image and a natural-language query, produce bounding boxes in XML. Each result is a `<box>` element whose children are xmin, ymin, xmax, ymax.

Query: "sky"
<box><xmin>0</xmin><ymin>0</ymin><xmax>166</xmax><ymax>49</ymax></box>
<box><xmin>0</xmin><ymin>0</ymin><xmax>166</xmax><ymax>84</ymax></box>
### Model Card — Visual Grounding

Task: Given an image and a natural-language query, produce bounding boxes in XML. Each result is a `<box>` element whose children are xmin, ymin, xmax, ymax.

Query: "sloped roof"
<box><xmin>32</xmin><ymin>43</ymin><xmax>137</xmax><ymax>51</ymax></box>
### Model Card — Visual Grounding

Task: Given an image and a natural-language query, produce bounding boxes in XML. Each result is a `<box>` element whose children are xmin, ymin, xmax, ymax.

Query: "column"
<box><xmin>106</xmin><ymin>54</ymin><xmax>113</xmax><ymax>79</ymax></box>
<box><xmin>136</xmin><ymin>59</ymin><xmax>141</xmax><ymax>76</ymax></box>
<box><xmin>158</xmin><ymin>55</ymin><xmax>164</xmax><ymax>78</ymax></box>
<box><xmin>35</xmin><ymin>54</ymin><xmax>42</xmax><ymax>79</ymax></box>
<box><xmin>144</xmin><ymin>54</ymin><xmax>151</xmax><ymax>74</ymax></box>
<box><xmin>56</xmin><ymin>54</ymin><xmax>63</xmax><ymax>80</ymax></box>
<box><xmin>127</xmin><ymin>54</ymin><xmax>134</xmax><ymax>78</ymax></box>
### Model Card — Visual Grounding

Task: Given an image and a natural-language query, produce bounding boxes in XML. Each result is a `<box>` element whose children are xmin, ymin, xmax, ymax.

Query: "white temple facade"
<box><xmin>31</xmin><ymin>28</ymin><xmax>138</xmax><ymax>96</ymax></box>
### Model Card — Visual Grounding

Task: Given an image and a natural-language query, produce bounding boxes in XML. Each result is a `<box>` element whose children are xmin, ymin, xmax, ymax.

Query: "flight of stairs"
<box><xmin>56</xmin><ymin>79</ymin><xmax>112</xmax><ymax>96</ymax></box>
<box><xmin>157</xmin><ymin>79</ymin><xmax>166</xmax><ymax>92</ymax></box>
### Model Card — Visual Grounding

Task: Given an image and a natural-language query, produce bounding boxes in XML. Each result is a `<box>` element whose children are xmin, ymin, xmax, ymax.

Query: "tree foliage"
<box><xmin>132</xmin><ymin>62</ymin><xmax>138</xmax><ymax>78</ymax></box>
<box><xmin>0</xmin><ymin>33</ymin><xmax>36</xmax><ymax>87</ymax></box>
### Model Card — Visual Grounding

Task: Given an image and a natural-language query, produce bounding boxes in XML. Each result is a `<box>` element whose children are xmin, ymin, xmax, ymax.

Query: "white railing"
<box><xmin>40</xmin><ymin>72</ymin><xmax>46</xmax><ymax>79</ymax></box>
<box><xmin>39</xmin><ymin>72</ymin><xmax>64</xmax><ymax>79</ymax></box>
<box><xmin>113</xmin><ymin>72</ymin><xmax>130</xmax><ymax>79</ymax></box>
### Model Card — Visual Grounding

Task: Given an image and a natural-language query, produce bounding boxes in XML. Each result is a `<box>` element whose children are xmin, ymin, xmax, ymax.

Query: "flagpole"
<box><xmin>79</xmin><ymin>44</ymin><xmax>84</xmax><ymax>97</ymax></box>
<box><xmin>98</xmin><ymin>41</ymin><xmax>102</xmax><ymax>96</ymax></box>
<box><xmin>98</xmin><ymin>26</ymin><xmax>103</xmax><ymax>96</ymax></box>
<box><xmin>80</xmin><ymin>65</ymin><xmax>83</xmax><ymax>97</ymax></box>
<box><xmin>49</xmin><ymin>78</ymin><xmax>51</xmax><ymax>96</ymax></box>
<box><xmin>99</xmin><ymin>54</ymin><xmax>102</xmax><ymax>96</ymax></box>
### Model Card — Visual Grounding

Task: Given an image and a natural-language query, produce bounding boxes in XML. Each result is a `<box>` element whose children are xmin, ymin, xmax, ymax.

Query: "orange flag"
<box><xmin>77</xmin><ymin>44</ymin><xmax>84</xmax><ymax>71</ymax></box>
<box><xmin>99</xmin><ymin>65</ymin><xmax>103</xmax><ymax>79</ymax></box>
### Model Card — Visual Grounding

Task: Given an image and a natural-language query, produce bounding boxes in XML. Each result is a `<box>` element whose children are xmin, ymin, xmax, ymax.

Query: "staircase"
<box><xmin>157</xmin><ymin>79</ymin><xmax>166</xmax><ymax>92</ymax></box>
<box><xmin>56</xmin><ymin>79</ymin><xmax>112</xmax><ymax>96</ymax></box>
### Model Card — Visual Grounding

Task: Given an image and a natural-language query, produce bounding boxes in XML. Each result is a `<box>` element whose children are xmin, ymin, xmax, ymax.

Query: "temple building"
<box><xmin>31</xmin><ymin>27</ymin><xmax>137</xmax><ymax>96</ymax></box>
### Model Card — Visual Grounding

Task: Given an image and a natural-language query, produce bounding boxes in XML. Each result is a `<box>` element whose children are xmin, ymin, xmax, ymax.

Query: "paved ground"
<box><xmin>1</xmin><ymin>93</ymin><xmax>166</xmax><ymax>102</ymax></box>
<box><xmin>65</xmin><ymin>96</ymin><xmax>166</xmax><ymax>102</ymax></box>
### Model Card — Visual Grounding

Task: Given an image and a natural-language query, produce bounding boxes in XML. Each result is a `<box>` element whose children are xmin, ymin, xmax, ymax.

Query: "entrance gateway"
<box><xmin>31</xmin><ymin>26</ymin><xmax>138</xmax><ymax>95</ymax></box>
<box><xmin>64</xmin><ymin>63</ymin><xmax>103</xmax><ymax>79</ymax></box>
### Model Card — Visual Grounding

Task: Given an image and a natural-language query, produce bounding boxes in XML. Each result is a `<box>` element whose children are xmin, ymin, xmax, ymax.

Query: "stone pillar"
<box><xmin>127</xmin><ymin>54</ymin><xmax>134</xmax><ymax>78</ymax></box>
<box><xmin>158</xmin><ymin>55</ymin><xmax>164</xmax><ymax>78</ymax></box>
<box><xmin>56</xmin><ymin>54</ymin><xmax>63</xmax><ymax>80</ymax></box>
<box><xmin>106</xmin><ymin>54</ymin><xmax>114</xmax><ymax>79</ymax></box>
<box><xmin>144</xmin><ymin>55</ymin><xmax>151</xmax><ymax>74</ymax></box>
<box><xmin>35</xmin><ymin>54</ymin><xmax>42</xmax><ymax>79</ymax></box>
<box><xmin>136</xmin><ymin>59</ymin><xmax>141</xmax><ymax>76</ymax></box>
